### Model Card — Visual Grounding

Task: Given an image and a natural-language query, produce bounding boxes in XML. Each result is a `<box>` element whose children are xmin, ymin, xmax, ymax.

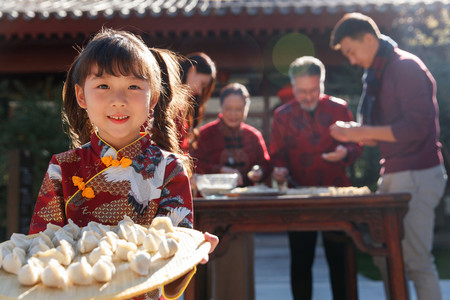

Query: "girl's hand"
<box><xmin>200</xmin><ymin>232</ymin><xmax>219</xmax><ymax>264</ymax></box>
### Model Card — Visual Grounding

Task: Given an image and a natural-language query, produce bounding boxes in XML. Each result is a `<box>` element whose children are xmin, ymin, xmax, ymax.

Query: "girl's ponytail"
<box><xmin>62</xmin><ymin>59</ymin><xmax>93</xmax><ymax>148</ymax></box>
<box><xmin>149</xmin><ymin>48</ymin><xmax>192</xmax><ymax>174</ymax></box>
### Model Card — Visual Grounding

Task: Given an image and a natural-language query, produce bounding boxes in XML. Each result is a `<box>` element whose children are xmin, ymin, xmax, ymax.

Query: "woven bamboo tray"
<box><xmin>0</xmin><ymin>227</ymin><xmax>210</xmax><ymax>300</ymax></box>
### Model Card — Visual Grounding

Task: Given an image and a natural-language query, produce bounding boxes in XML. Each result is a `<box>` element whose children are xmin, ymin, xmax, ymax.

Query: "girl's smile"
<box><xmin>75</xmin><ymin>67</ymin><xmax>153</xmax><ymax>150</ymax></box>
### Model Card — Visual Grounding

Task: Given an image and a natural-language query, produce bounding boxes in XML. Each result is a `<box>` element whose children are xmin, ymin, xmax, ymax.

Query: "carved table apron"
<box><xmin>184</xmin><ymin>192</ymin><xmax>411</xmax><ymax>300</ymax></box>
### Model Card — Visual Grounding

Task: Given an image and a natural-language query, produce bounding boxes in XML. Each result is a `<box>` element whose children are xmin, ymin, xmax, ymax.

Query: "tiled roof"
<box><xmin>0</xmin><ymin>0</ymin><xmax>449</xmax><ymax>21</ymax></box>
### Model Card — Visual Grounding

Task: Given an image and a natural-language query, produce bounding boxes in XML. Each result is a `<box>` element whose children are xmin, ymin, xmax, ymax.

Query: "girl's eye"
<box><xmin>129</xmin><ymin>85</ymin><xmax>141</xmax><ymax>90</ymax></box>
<box><xmin>97</xmin><ymin>84</ymin><xmax>109</xmax><ymax>89</ymax></box>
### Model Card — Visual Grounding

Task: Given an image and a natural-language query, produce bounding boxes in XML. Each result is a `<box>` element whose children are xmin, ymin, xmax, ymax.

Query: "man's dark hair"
<box><xmin>330</xmin><ymin>12</ymin><xmax>381</xmax><ymax>50</ymax></box>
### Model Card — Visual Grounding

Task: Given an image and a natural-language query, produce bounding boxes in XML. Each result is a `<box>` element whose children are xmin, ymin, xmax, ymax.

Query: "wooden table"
<box><xmin>184</xmin><ymin>192</ymin><xmax>411</xmax><ymax>300</ymax></box>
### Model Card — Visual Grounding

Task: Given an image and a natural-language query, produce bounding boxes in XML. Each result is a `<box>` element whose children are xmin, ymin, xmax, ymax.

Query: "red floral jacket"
<box><xmin>29</xmin><ymin>132</ymin><xmax>193</xmax><ymax>235</ymax></box>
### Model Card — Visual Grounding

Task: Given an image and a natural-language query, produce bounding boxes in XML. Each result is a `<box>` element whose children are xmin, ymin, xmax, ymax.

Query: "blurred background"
<box><xmin>0</xmin><ymin>1</ymin><xmax>449</xmax><ymax>262</ymax></box>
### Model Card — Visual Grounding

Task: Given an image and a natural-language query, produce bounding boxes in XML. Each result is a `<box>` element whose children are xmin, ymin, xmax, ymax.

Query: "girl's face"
<box><xmin>221</xmin><ymin>94</ymin><xmax>247</xmax><ymax>129</ymax></box>
<box><xmin>186</xmin><ymin>67</ymin><xmax>212</xmax><ymax>96</ymax></box>
<box><xmin>75</xmin><ymin>67</ymin><xmax>153</xmax><ymax>149</ymax></box>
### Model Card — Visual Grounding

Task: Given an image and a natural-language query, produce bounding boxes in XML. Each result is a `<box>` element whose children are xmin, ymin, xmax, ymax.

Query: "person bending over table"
<box><xmin>329</xmin><ymin>12</ymin><xmax>447</xmax><ymax>300</ymax></box>
<box><xmin>270</xmin><ymin>56</ymin><xmax>362</xmax><ymax>300</ymax></box>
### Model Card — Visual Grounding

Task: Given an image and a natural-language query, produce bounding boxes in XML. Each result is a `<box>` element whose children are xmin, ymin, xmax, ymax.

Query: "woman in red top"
<box><xmin>191</xmin><ymin>82</ymin><xmax>271</xmax><ymax>186</ymax></box>
<box><xmin>178</xmin><ymin>52</ymin><xmax>217</xmax><ymax>152</ymax></box>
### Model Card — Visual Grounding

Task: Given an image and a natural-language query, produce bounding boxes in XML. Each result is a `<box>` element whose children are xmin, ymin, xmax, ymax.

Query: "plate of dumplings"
<box><xmin>0</xmin><ymin>216</ymin><xmax>211</xmax><ymax>299</ymax></box>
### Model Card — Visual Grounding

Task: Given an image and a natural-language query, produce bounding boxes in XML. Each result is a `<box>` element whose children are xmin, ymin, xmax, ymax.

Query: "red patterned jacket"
<box><xmin>270</xmin><ymin>95</ymin><xmax>362</xmax><ymax>187</ymax></box>
<box><xmin>29</xmin><ymin>132</ymin><xmax>193</xmax><ymax>234</ymax></box>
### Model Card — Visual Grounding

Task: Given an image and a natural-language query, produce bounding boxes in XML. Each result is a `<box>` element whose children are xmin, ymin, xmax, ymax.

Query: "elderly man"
<box><xmin>270</xmin><ymin>56</ymin><xmax>362</xmax><ymax>300</ymax></box>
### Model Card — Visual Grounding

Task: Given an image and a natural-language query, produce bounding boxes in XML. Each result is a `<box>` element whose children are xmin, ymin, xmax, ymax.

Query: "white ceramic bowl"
<box><xmin>195</xmin><ymin>173</ymin><xmax>239</xmax><ymax>197</ymax></box>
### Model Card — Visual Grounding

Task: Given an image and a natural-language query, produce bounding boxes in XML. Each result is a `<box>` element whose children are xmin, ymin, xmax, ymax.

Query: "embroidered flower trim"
<box><xmin>101</xmin><ymin>156</ymin><xmax>133</xmax><ymax>168</ymax></box>
<box><xmin>72</xmin><ymin>176</ymin><xmax>95</xmax><ymax>199</ymax></box>
<box><xmin>71</xmin><ymin>156</ymin><xmax>132</xmax><ymax>200</ymax></box>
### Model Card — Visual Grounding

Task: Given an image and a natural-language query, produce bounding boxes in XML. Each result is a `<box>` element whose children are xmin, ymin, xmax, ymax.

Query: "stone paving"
<box><xmin>254</xmin><ymin>232</ymin><xmax>450</xmax><ymax>300</ymax></box>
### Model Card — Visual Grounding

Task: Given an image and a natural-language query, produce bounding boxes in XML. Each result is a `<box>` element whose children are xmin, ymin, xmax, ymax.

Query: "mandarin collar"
<box><xmin>90</xmin><ymin>132</ymin><xmax>152</xmax><ymax>160</ymax></box>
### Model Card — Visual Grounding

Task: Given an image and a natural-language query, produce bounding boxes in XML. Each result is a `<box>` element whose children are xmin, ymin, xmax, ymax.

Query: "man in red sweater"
<box><xmin>270</xmin><ymin>56</ymin><xmax>362</xmax><ymax>300</ymax></box>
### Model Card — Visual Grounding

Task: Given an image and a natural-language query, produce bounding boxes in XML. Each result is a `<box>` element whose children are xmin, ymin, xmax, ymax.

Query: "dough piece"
<box><xmin>159</xmin><ymin>237</ymin><xmax>178</xmax><ymax>259</ymax></box>
<box><xmin>29</xmin><ymin>232</ymin><xmax>53</xmax><ymax>250</ymax></box>
<box><xmin>63</xmin><ymin>219</ymin><xmax>81</xmax><ymax>240</ymax></box>
<box><xmin>115</xmin><ymin>239</ymin><xmax>137</xmax><ymax>261</ymax></box>
<box><xmin>77</xmin><ymin>230</ymin><xmax>101</xmax><ymax>254</ymax></box>
<box><xmin>118</xmin><ymin>223</ymin><xmax>138</xmax><ymax>245</ymax></box>
<box><xmin>57</xmin><ymin>239</ymin><xmax>75</xmax><ymax>266</ymax></box>
<box><xmin>81</xmin><ymin>221</ymin><xmax>111</xmax><ymax>236</ymax></box>
<box><xmin>34</xmin><ymin>248</ymin><xmax>65</xmax><ymax>266</ymax></box>
<box><xmin>41</xmin><ymin>259</ymin><xmax>68</xmax><ymax>288</ymax></box>
<box><xmin>142</xmin><ymin>228</ymin><xmax>163</xmax><ymax>253</ymax></box>
<box><xmin>88</xmin><ymin>240</ymin><xmax>113</xmax><ymax>265</ymax></box>
<box><xmin>92</xmin><ymin>256</ymin><xmax>116</xmax><ymax>283</ymax></box>
<box><xmin>150</xmin><ymin>216</ymin><xmax>174</xmax><ymax>233</ymax></box>
<box><xmin>99</xmin><ymin>231</ymin><xmax>119</xmax><ymax>252</ymax></box>
<box><xmin>43</xmin><ymin>223</ymin><xmax>62</xmax><ymax>239</ymax></box>
<box><xmin>10</xmin><ymin>233</ymin><xmax>31</xmax><ymax>251</ymax></box>
<box><xmin>0</xmin><ymin>243</ymin><xmax>13</xmax><ymax>268</ymax></box>
<box><xmin>67</xmin><ymin>256</ymin><xmax>93</xmax><ymax>286</ymax></box>
<box><xmin>3</xmin><ymin>247</ymin><xmax>26</xmax><ymax>274</ymax></box>
<box><xmin>28</xmin><ymin>238</ymin><xmax>51</xmax><ymax>258</ymax></box>
<box><xmin>52</xmin><ymin>228</ymin><xmax>75</xmax><ymax>247</ymax></box>
<box><xmin>128</xmin><ymin>250</ymin><xmax>151</xmax><ymax>276</ymax></box>
<box><xmin>18</xmin><ymin>257</ymin><xmax>43</xmax><ymax>286</ymax></box>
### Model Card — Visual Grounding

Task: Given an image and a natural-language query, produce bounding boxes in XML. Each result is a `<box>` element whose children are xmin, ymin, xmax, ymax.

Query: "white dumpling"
<box><xmin>29</xmin><ymin>232</ymin><xmax>53</xmax><ymax>250</ymax></box>
<box><xmin>0</xmin><ymin>242</ymin><xmax>14</xmax><ymax>267</ymax></box>
<box><xmin>77</xmin><ymin>230</ymin><xmax>101</xmax><ymax>254</ymax></box>
<box><xmin>118</xmin><ymin>222</ymin><xmax>146</xmax><ymax>245</ymax></box>
<box><xmin>88</xmin><ymin>240</ymin><xmax>113</xmax><ymax>265</ymax></box>
<box><xmin>134</xmin><ymin>223</ymin><xmax>149</xmax><ymax>235</ymax></box>
<box><xmin>115</xmin><ymin>240</ymin><xmax>137</xmax><ymax>261</ymax></box>
<box><xmin>18</xmin><ymin>257</ymin><xmax>43</xmax><ymax>286</ymax></box>
<box><xmin>28</xmin><ymin>238</ymin><xmax>51</xmax><ymax>258</ymax></box>
<box><xmin>81</xmin><ymin>221</ymin><xmax>111</xmax><ymax>236</ymax></box>
<box><xmin>159</xmin><ymin>237</ymin><xmax>178</xmax><ymax>259</ymax></box>
<box><xmin>99</xmin><ymin>231</ymin><xmax>119</xmax><ymax>252</ymax></box>
<box><xmin>63</xmin><ymin>219</ymin><xmax>81</xmax><ymax>240</ymax></box>
<box><xmin>118</xmin><ymin>223</ymin><xmax>138</xmax><ymax>245</ymax></box>
<box><xmin>150</xmin><ymin>216</ymin><xmax>174</xmax><ymax>233</ymax></box>
<box><xmin>34</xmin><ymin>248</ymin><xmax>65</xmax><ymax>266</ymax></box>
<box><xmin>134</xmin><ymin>225</ymin><xmax>147</xmax><ymax>245</ymax></box>
<box><xmin>3</xmin><ymin>247</ymin><xmax>26</xmax><ymax>274</ymax></box>
<box><xmin>10</xmin><ymin>233</ymin><xmax>31</xmax><ymax>251</ymax></box>
<box><xmin>92</xmin><ymin>255</ymin><xmax>116</xmax><ymax>283</ymax></box>
<box><xmin>43</xmin><ymin>223</ymin><xmax>62</xmax><ymax>239</ymax></box>
<box><xmin>117</xmin><ymin>215</ymin><xmax>135</xmax><ymax>228</ymax></box>
<box><xmin>67</xmin><ymin>256</ymin><xmax>93</xmax><ymax>286</ymax></box>
<box><xmin>52</xmin><ymin>228</ymin><xmax>75</xmax><ymax>247</ymax></box>
<box><xmin>128</xmin><ymin>251</ymin><xmax>151</xmax><ymax>276</ymax></box>
<box><xmin>41</xmin><ymin>259</ymin><xmax>68</xmax><ymax>288</ymax></box>
<box><xmin>57</xmin><ymin>240</ymin><xmax>75</xmax><ymax>266</ymax></box>
<box><xmin>142</xmin><ymin>228</ymin><xmax>163</xmax><ymax>253</ymax></box>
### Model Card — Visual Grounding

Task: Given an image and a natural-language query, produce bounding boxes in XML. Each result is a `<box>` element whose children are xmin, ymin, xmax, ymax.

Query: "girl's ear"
<box><xmin>150</xmin><ymin>96</ymin><xmax>158</xmax><ymax>110</ymax></box>
<box><xmin>75</xmin><ymin>84</ymin><xmax>87</xmax><ymax>109</ymax></box>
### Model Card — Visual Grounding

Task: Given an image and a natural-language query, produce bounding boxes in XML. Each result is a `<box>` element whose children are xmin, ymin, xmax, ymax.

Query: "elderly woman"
<box><xmin>191</xmin><ymin>82</ymin><xmax>271</xmax><ymax>186</ymax></box>
<box><xmin>190</xmin><ymin>82</ymin><xmax>271</xmax><ymax>300</ymax></box>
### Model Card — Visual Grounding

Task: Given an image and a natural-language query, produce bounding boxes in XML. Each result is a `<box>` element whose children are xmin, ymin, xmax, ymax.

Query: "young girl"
<box><xmin>29</xmin><ymin>28</ymin><xmax>217</xmax><ymax>299</ymax></box>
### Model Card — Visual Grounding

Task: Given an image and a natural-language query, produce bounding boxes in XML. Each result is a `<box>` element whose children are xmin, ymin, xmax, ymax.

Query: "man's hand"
<box><xmin>272</xmin><ymin>166</ymin><xmax>289</xmax><ymax>183</ymax></box>
<box><xmin>322</xmin><ymin>144</ymin><xmax>348</xmax><ymax>162</ymax></box>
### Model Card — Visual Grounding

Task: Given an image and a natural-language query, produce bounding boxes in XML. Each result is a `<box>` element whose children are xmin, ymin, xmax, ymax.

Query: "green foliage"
<box><xmin>392</xmin><ymin>7</ymin><xmax>450</xmax><ymax>150</ymax></box>
<box><xmin>0</xmin><ymin>76</ymin><xmax>70</xmax><ymax>199</ymax></box>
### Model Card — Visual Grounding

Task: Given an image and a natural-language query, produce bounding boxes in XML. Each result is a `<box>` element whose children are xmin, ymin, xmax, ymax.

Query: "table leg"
<box><xmin>384</xmin><ymin>213</ymin><xmax>408</xmax><ymax>300</ymax></box>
